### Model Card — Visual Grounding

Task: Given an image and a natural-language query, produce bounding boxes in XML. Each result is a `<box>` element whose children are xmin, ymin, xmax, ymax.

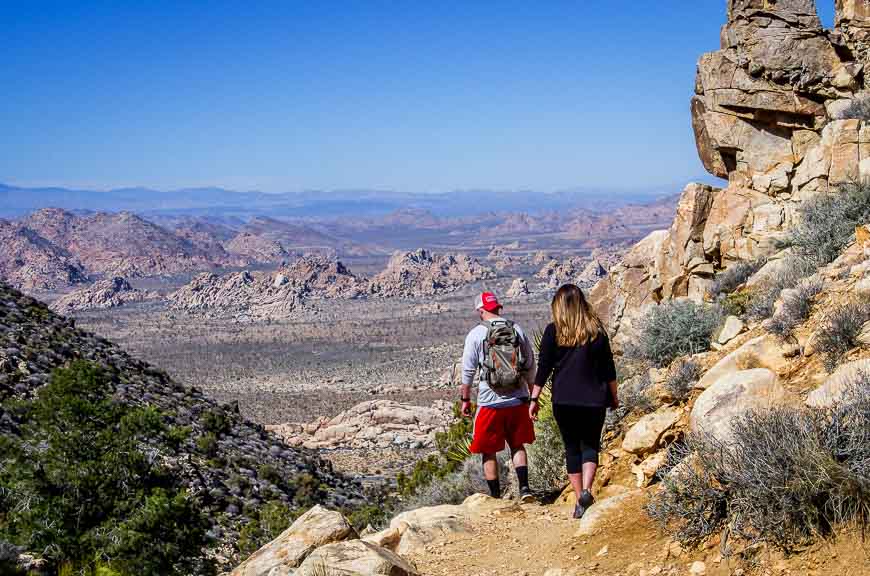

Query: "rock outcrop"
<box><xmin>169</xmin><ymin>256</ymin><xmax>366</xmax><ymax>319</ymax></box>
<box><xmin>224</xmin><ymin>231</ymin><xmax>291</xmax><ymax>264</ymax></box>
<box><xmin>268</xmin><ymin>400</ymin><xmax>452</xmax><ymax>451</ymax></box>
<box><xmin>48</xmin><ymin>277</ymin><xmax>156</xmax><ymax>313</ymax></box>
<box><xmin>592</xmin><ymin>1</ymin><xmax>870</xmax><ymax>346</ymax></box>
<box><xmin>370</xmin><ymin>249</ymin><xmax>494</xmax><ymax>298</ymax></box>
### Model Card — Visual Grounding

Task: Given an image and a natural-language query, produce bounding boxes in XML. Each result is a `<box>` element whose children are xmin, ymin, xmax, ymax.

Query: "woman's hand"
<box><xmin>610</xmin><ymin>394</ymin><xmax>620</xmax><ymax>410</ymax></box>
<box><xmin>529</xmin><ymin>400</ymin><xmax>540</xmax><ymax>421</ymax></box>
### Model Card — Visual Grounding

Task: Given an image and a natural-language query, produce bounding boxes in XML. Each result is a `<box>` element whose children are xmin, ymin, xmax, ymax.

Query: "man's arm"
<box><xmin>459</xmin><ymin>331</ymin><xmax>480</xmax><ymax>417</ymax></box>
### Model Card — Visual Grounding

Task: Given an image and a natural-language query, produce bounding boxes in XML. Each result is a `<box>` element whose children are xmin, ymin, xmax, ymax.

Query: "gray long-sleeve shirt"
<box><xmin>461</xmin><ymin>318</ymin><xmax>536</xmax><ymax>408</ymax></box>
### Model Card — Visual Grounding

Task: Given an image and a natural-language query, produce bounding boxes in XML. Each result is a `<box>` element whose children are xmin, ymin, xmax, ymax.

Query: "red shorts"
<box><xmin>469</xmin><ymin>403</ymin><xmax>536</xmax><ymax>454</ymax></box>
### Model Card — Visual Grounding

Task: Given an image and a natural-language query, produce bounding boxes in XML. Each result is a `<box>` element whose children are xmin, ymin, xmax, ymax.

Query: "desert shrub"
<box><xmin>709</xmin><ymin>258</ymin><xmax>767</xmax><ymax>297</ymax></box>
<box><xmin>815</xmin><ymin>300</ymin><xmax>870</xmax><ymax>372</ymax></box>
<box><xmin>647</xmin><ymin>377</ymin><xmax>870</xmax><ymax>550</ymax></box>
<box><xmin>631</xmin><ymin>300</ymin><xmax>723</xmax><ymax>367</ymax></box>
<box><xmin>605</xmin><ymin>372</ymin><xmax>656</xmax><ymax>432</ymax></box>
<box><xmin>837</xmin><ymin>95</ymin><xmax>870</xmax><ymax>120</ymax></box>
<box><xmin>201</xmin><ymin>408</ymin><xmax>232</xmax><ymax>435</ymax></box>
<box><xmin>746</xmin><ymin>257</ymin><xmax>817</xmax><ymax>321</ymax></box>
<box><xmin>401</xmin><ymin>454</ymin><xmax>512</xmax><ymax>510</ymax></box>
<box><xmin>196</xmin><ymin>432</ymin><xmax>219</xmax><ymax>457</ymax></box>
<box><xmin>0</xmin><ymin>361</ymin><xmax>212</xmax><ymax>575</ymax></box>
<box><xmin>788</xmin><ymin>179</ymin><xmax>870</xmax><ymax>265</ymax></box>
<box><xmin>344</xmin><ymin>504</ymin><xmax>390</xmax><ymax>532</ymax></box>
<box><xmin>719</xmin><ymin>290</ymin><xmax>753</xmax><ymax>317</ymax></box>
<box><xmin>396</xmin><ymin>403</ymin><xmax>473</xmax><ymax>498</ymax></box>
<box><xmin>526</xmin><ymin>387</ymin><xmax>567</xmax><ymax>493</ymax></box>
<box><xmin>766</xmin><ymin>279</ymin><xmax>823</xmax><ymax>340</ymax></box>
<box><xmin>237</xmin><ymin>501</ymin><xmax>296</xmax><ymax>557</ymax></box>
<box><xmin>664</xmin><ymin>359</ymin><xmax>701</xmax><ymax>403</ymax></box>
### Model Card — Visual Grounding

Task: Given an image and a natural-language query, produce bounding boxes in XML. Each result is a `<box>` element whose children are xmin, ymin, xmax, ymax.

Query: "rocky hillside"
<box><xmin>22</xmin><ymin>208</ymin><xmax>237</xmax><ymax>278</ymax></box>
<box><xmin>0</xmin><ymin>219</ymin><xmax>88</xmax><ymax>291</ymax></box>
<box><xmin>370</xmin><ymin>249</ymin><xmax>494</xmax><ymax>298</ymax></box>
<box><xmin>0</xmin><ymin>281</ymin><xmax>367</xmax><ymax>571</ymax></box>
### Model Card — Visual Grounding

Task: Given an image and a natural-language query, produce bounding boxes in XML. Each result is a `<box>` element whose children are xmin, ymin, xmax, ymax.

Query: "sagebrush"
<box><xmin>766</xmin><ymin>279</ymin><xmax>823</xmax><ymax>340</ymax></box>
<box><xmin>745</xmin><ymin>256</ymin><xmax>817</xmax><ymax>321</ymax></box>
<box><xmin>710</xmin><ymin>259</ymin><xmax>767</xmax><ymax>297</ymax></box>
<box><xmin>664</xmin><ymin>359</ymin><xmax>700</xmax><ymax>403</ymax></box>
<box><xmin>631</xmin><ymin>300</ymin><xmax>722</xmax><ymax>367</ymax></box>
<box><xmin>647</xmin><ymin>376</ymin><xmax>870</xmax><ymax>550</ymax></box>
<box><xmin>815</xmin><ymin>300</ymin><xmax>870</xmax><ymax>372</ymax></box>
<box><xmin>788</xmin><ymin>179</ymin><xmax>870</xmax><ymax>265</ymax></box>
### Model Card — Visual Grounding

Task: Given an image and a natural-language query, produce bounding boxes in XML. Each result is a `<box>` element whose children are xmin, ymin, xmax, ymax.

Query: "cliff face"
<box><xmin>592</xmin><ymin>0</ymin><xmax>870</xmax><ymax>347</ymax></box>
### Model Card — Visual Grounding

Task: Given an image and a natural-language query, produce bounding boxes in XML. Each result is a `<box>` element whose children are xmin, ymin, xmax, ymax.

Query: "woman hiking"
<box><xmin>529</xmin><ymin>283</ymin><xmax>619</xmax><ymax>519</ymax></box>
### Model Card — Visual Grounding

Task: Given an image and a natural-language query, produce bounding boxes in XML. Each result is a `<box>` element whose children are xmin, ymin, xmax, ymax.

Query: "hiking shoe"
<box><xmin>573</xmin><ymin>490</ymin><xmax>595</xmax><ymax>519</ymax></box>
<box><xmin>519</xmin><ymin>487</ymin><xmax>535</xmax><ymax>503</ymax></box>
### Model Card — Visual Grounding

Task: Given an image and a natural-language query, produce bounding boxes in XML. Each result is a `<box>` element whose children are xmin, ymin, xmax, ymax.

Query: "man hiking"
<box><xmin>460</xmin><ymin>291</ymin><xmax>537</xmax><ymax>502</ymax></box>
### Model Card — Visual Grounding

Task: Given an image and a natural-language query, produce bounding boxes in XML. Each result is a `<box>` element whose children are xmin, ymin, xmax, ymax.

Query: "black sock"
<box><xmin>515</xmin><ymin>466</ymin><xmax>529</xmax><ymax>491</ymax></box>
<box><xmin>486</xmin><ymin>478</ymin><xmax>501</xmax><ymax>498</ymax></box>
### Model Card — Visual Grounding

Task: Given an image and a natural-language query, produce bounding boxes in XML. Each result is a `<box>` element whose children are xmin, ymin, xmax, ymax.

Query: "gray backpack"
<box><xmin>481</xmin><ymin>319</ymin><xmax>527</xmax><ymax>393</ymax></box>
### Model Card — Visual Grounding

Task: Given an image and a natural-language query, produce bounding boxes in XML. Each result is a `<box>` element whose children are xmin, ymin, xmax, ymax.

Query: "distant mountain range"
<box><xmin>0</xmin><ymin>181</ymin><xmax>705</xmax><ymax>219</ymax></box>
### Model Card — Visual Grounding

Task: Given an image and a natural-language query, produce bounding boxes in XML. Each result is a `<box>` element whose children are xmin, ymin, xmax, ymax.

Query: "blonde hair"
<box><xmin>551</xmin><ymin>283</ymin><xmax>605</xmax><ymax>347</ymax></box>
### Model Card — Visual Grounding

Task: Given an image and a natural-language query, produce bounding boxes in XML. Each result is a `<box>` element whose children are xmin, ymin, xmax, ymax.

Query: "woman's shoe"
<box><xmin>573</xmin><ymin>489</ymin><xmax>595</xmax><ymax>519</ymax></box>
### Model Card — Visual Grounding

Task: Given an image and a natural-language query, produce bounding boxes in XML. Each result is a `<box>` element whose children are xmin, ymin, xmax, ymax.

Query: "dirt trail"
<box><xmin>406</xmin><ymin>492</ymin><xmax>870</xmax><ymax>576</ymax></box>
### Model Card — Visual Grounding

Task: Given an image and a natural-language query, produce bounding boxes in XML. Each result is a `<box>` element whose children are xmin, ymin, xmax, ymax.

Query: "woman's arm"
<box><xmin>608</xmin><ymin>379</ymin><xmax>619</xmax><ymax>409</ymax></box>
<box><xmin>534</xmin><ymin>324</ymin><xmax>556</xmax><ymax>389</ymax></box>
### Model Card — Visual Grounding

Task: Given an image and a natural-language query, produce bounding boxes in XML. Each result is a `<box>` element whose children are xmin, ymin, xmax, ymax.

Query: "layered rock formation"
<box><xmin>49</xmin><ymin>276</ymin><xmax>156</xmax><ymax>313</ymax></box>
<box><xmin>592</xmin><ymin>0</ymin><xmax>870</xmax><ymax>346</ymax></box>
<box><xmin>370</xmin><ymin>249</ymin><xmax>494</xmax><ymax>298</ymax></box>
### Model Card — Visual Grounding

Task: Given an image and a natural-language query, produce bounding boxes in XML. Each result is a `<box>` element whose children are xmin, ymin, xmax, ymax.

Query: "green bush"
<box><xmin>631</xmin><ymin>300</ymin><xmax>723</xmax><ymax>367</ymax></box>
<box><xmin>524</xmin><ymin>388</ymin><xmax>566</xmax><ymax>493</ymax></box>
<box><xmin>397</xmin><ymin>403</ymin><xmax>473</xmax><ymax>498</ymax></box>
<box><xmin>788</xmin><ymin>180</ymin><xmax>870</xmax><ymax>265</ymax></box>
<box><xmin>605</xmin><ymin>372</ymin><xmax>656</xmax><ymax>433</ymax></box>
<box><xmin>237</xmin><ymin>501</ymin><xmax>296</xmax><ymax>557</ymax></box>
<box><xmin>647</xmin><ymin>377</ymin><xmax>870</xmax><ymax>551</ymax></box>
<box><xmin>0</xmin><ymin>360</ymin><xmax>212</xmax><ymax>575</ymax></box>
<box><xmin>196</xmin><ymin>432</ymin><xmax>219</xmax><ymax>457</ymax></box>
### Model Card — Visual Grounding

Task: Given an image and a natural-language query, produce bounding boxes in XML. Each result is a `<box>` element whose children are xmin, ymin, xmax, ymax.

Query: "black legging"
<box><xmin>552</xmin><ymin>404</ymin><xmax>606</xmax><ymax>474</ymax></box>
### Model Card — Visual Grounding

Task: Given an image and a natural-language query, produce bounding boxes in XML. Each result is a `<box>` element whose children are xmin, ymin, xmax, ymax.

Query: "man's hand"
<box><xmin>529</xmin><ymin>401</ymin><xmax>540</xmax><ymax>421</ymax></box>
<box><xmin>461</xmin><ymin>400</ymin><xmax>473</xmax><ymax>418</ymax></box>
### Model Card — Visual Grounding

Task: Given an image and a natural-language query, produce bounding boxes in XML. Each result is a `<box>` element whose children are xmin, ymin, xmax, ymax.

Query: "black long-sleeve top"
<box><xmin>534</xmin><ymin>323</ymin><xmax>617</xmax><ymax>407</ymax></box>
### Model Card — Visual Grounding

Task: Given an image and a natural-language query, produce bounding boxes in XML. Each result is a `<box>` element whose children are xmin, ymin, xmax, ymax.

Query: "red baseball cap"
<box><xmin>475</xmin><ymin>291</ymin><xmax>502</xmax><ymax>312</ymax></box>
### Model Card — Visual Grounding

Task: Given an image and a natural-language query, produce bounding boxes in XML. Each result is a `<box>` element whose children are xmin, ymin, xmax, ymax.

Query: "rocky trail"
<box><xmin>406</xmin><ymin>493</ymin><xmax>869</xmax><ymax>576</ymax></box>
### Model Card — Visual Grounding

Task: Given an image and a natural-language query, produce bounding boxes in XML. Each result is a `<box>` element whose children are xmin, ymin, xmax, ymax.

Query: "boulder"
<box><xmin>716</xmin><ymin>315</ymin><xmax>745</xmax><ymax>345</ymax></box>
<box><xmin>806</xmin><ymin>358</ymin><xmax>870</xmax><ymax>408</ymax></box>
<box><xmin>389</xmin><ymin>504</ymin><xmax>470</xmax><ymax>556</ymax></box>
<box><xmin>621</xmin><ymin>407</ymin><xmax>682</xmax><ymax>456</ymax></box>
<box><xmin>697</xmin><ymin>335</ymin><xmax>790</xmax><ymax>390</ymax></box>
<box><xmin>296</xmin><ymin>540</ymin><xmax>419</xmax><ymax>576</ymax></box>
<box><xmin>231</xmin><ymin>505</ymin><xmax>357</xmax><ymax>575</ymax></box>
<box><xmin>506</xmin><ymin>278</ymin><xmax>530</xmax><ymax>298</ymax></box>
<box><xmin>691</xmin><ymin>368</ymin><xmax>787</xmax><ymax>443</ymax></box>
<box><xmin>575</xmin><ymin>490</ymin><xmax>644</xmax><ymax>537</ymax></box>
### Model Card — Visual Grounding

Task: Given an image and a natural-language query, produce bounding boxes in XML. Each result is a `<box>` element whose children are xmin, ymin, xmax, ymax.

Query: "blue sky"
<box><xmin>0</xmin><ymin>2</ymin><xmax>836</xmax><ymax>194</ymax></box>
